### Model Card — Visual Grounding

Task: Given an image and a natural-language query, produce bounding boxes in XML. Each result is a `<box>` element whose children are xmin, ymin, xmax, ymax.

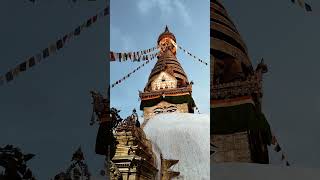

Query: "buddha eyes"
<box><xmin>154</xmin><ymin>110</ymin><xmax>163</xmax><ymax>114</ymax></box>
<box><xmin>153</xmin><ymin>106</ymin><xmax>177</xmax><ymax>114</ymax></box>
<box><xmin>166</xmin><ymin>109</ymin><xmax>176</xmax><ymax>113</ymax></box>
<box><xmin>154</xmin><ymin>108</ymin><xmax>164</xmax><ymax>114</ymax></box>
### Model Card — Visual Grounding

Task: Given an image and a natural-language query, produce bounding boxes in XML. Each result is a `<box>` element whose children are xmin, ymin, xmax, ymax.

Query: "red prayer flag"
<box><xmin>92</xmin><ymin>15</ymin><xmax>98</xmax><ymax>23</ymax></box>
<box><xmin>110</xmin><ymin>52</ymin><xmax>116</xmax><ymax>61</ymax></box>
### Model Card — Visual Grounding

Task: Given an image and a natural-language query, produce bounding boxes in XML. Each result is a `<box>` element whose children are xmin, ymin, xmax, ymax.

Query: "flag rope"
<box><xmin>178</xmin><ymin>45</ymin><xmax>208</xmax><ymax>66</ymax></box>
<box><xmin>195</xmin><ymin>106</ymin><xmax>201</xmax><ymax>114</ymax></box>
<box><xmin>291</xmin><ymin>0</ymin><xmax>312</xmax><ymax>12</ymax></box>
<box><xmin>0</xmin><ymin>6</ymin><xmax>109</xmax><ymax>86</ymax></box>
<box><xmin>270</xmin><ymin>133</ymin><xmax>291</xmax><ymax>166</ymax></box>
<box><xmin>109</xmin><ymin>47</ymin><xmax>157</xmax><ymax>62</ymax></box>
<box><xmin>110</xmin><ymin>52</ymin><xmax>159</xmax><ymax>88</ymax></box>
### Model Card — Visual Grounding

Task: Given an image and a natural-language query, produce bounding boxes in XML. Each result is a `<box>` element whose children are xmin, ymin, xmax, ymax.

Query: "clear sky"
<box><xmin>110</xmin><ymin>0</ymin><xmax>210</xmax><ymax>118</ymax></box>
<box><xmin>223</xmin><ymin>0</ymin><xmax>320</xmax><ymax>168</ymax></box>
<box><xmin>0</xmin><ymin>0</ymin><xmax>108</xmax><ymax>179</ymax></box>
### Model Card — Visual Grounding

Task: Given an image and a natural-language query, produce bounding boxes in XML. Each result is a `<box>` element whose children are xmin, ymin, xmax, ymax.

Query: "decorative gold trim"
<box><xmin>211</xmin><ymin>96</ymin><xmax>254</xmax><ymax>108</ymax></box>
<box><xmin>140</xmin><ymin>86</ymin><xmax>192</xmax><ymax>100</ymax></box>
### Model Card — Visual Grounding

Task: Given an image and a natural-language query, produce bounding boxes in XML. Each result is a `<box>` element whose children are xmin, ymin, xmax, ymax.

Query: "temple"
<box><xmin>54</xmin><ymin>25</ymin><xmax>205</xmax><ymax>180</ymax></box>
<box><xmin>139</xmin><ymin>26</ymin><xmax>196</xmax><ymax>127</ymax></box>
<box><xmin>211</xmin><ymin>0</ymin><xmax>272</xmax><ymax>163</ymax></box>
<box><xmin>103</xmin><ymin>26</ymin><xmax>194</xmax><ymax>179</ymax></box>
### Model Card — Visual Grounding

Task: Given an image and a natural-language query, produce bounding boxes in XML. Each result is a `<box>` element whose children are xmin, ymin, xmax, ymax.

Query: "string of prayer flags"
<box><xmin>0</xmin><ymin>6</ymin><xmax>109</xmax><ymax>86</ymax></box>
<box><xmin>110</xmin><ymin>47</ymin><xmax>157</xmax><ymax>62</ymax></box>
<box><xmin>195</xmin><ymin>106</ymin><xmax>201</xmax><ymax>114</ymax></box>
<box><xmin>111</xmin><ymin>53</ymin><xmax>158</xmax><ymax>88</ymax></box>
<box><xmin>291</xmin><ymin>0</ymin><xmax>312</xmax><ymax>12</ymax></box>
<box><xmin>270</xmin><ymin>135</ymin><xmax>291</xmax><ymax>166</ymax></box>
<box><xmin>178</xmin><ymin>45</ymin><xmax>208</xmax><ymax>66</ymax></box>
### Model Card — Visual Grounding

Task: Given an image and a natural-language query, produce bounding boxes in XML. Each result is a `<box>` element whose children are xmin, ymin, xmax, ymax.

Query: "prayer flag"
<box><xmin>35</xmin><ymin>53</ymin><xmax>42</xmax><ymax>63</ymax></box>
<box><xmin>56</xmin><ymin>39</ymin><xmax>63</xmax><ymax>50</ymax></box>
<box><xmin>13</xmin><ymin>67</ymin><xmax>20</xmax><ymax>77</ymax></box>
<box><xmin>104</xmin><ymin>7</ymin><xmax>109</xmax><ymax>16</ymax></box>
<box><xmin>5</xmin><ymin>71</ymin><xmax>13</xmax><ymax>82</ymax></box>
<box><xmin>19</xmin><ymin>62</ymin><xmax>27</xmax><ymax>72</ymax></box>
<box><xmin>86</xmin><ymin>18</ymin><xmax>92</xmax><ymax>27</ymax></box>
<box><xmin>92</xmin><ymin>15</ymin><xmax>98</xmax><ymax>23</ymax></box>
<box><xmin>74</xmin><ymin>26</ymin><xmax>81</xmax><ymax>36</ymax></box>
<box><xmin>49</xmin><ymin>44</ymin><xmax>57</xmax><ymax>54</ymax></box>
<box><xmin>110</xmin><ymin>52</ymin><xmax>116</xmax><ymax>61</ymax></box>
<box><xmin>63</xmin><ymin>34</ymin><xmax>68</xmax><ymax>43</ymax></box>
<box><xmin>43</xmin><ymin>48</ymin><xmax>49</xmax><ymax>58</ymax></box>
<box><xmin>118</xmin><ymin>53</ymin><xmax>122</xmax><ymax>61</ymax></box>
<box><xmin>274</xmin><ymin>144</ymin><xmax>281</xmax><ymax>152</ymax></box>
<box><xmin>305</xmin><ymin>3</ymin><xmax>312</xmax><ymax>11</ymax></box>
<box><xmin>80</xmin><ymin>22</ymin><xmax>86</xmax><ymax>30</ymax></box>
<box><xmin>28</xmin><ymin>57</ymin><xmax>36</xmax><ymax>67</ymax></box>
<box><xmin>298</xmin><ymin>0</ymin><xmax>305</xmax><ymax>7</ymax></box>
<box><xmin>68</xmin><ymin>31</ymin><xmax>74</xmax><ymax>39</ymax></box>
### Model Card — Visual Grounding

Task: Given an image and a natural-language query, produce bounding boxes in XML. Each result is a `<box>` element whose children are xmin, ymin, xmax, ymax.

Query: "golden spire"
<box><xmin>211</xmin><ymin>0</ymin><xmax>253</xmax><ymax>83</ymax></box>
<box><xmin>144</xmin><ymin>26</ymin><xmax>189</xmax><ymax>91</ymax></box>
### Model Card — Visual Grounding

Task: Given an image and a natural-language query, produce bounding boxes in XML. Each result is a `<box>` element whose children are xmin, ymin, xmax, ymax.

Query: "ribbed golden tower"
<box><xmin>140</xmin><ymin>26</ymin><xmax>195</xmax><ymax>127</ymax></box>
<box><xmin>211</xmin><ymin>0</ymin><xmax>253</xmax><ymax>84</ymax></box>
<box><xmin>211</xmin><ymin>0</ymin><xmax>272</xmax><ymax>164</ymax></box>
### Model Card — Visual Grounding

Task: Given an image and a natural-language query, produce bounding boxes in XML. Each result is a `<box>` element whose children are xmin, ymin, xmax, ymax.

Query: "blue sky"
<box><xmin>110</xmin><ymin>0</ymin><xmax>210</xmax><ymax>118</ymax></box>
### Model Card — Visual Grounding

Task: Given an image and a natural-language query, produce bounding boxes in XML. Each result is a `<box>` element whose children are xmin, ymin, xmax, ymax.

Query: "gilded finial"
<box><xmin>165</xmin><ymin>25</ymin><xmax>169</xmax><ymax>32</ymax></box>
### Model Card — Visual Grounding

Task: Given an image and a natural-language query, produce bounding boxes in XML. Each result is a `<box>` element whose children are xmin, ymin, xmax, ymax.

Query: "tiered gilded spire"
<box><xmin>140</xmin><ymin>26</ymin><xmax>195</xmax><ymax>121</ymax></box>
<box><xmin>144</xmin><ymin>26</ymin><xmax>189</xmax><ymax>91</ymax></box>
<box><xmin>211</xmin><ymin>0</ymin><xmax>254</xmax><ymax>84</ymax></box>
<box><xmin>211</xmin><ymin>0</ymin><xmax>271</xmax><ymax>164</ymax></box>
<box><xmin>157</xmin><ymin>25</ymin><xmax>176</xmax><ymax>44</ymax></box>
<box><xmin>211</xmin><ymin>0</ymin><xmax>250</xmax><ymax>62</ymax></box>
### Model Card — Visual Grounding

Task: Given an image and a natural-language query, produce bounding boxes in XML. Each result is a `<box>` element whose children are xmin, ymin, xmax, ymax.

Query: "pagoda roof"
<box><xmin>144</xmin><ymin>49</ymin><xmax>189</xmax><ymax>91</ymax></box>
<box><xmin>211</xmin><ymin>0</ymin><xmax>251</xmax><ymax>66</ymax></box>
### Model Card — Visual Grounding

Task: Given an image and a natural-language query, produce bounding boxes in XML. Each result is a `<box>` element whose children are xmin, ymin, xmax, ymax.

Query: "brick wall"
<box><xmin>212</xmin><ymin>131</ymin><xmax>252</xmax><ymax>162</ymax></box>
